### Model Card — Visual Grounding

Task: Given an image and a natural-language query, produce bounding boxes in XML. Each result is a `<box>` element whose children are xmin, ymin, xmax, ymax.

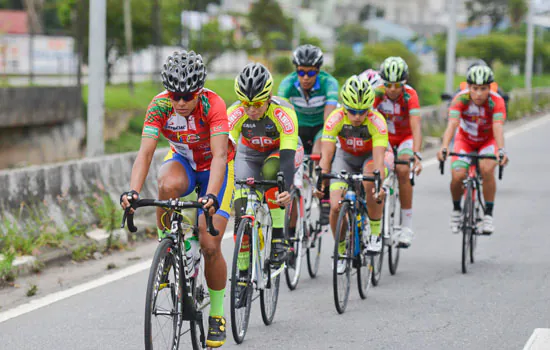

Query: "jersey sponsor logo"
<box><xmin>228</xmin><ymin>107</ymin><xmax>245</xmax><ymax>128</ymax></box>
<box><xmin>274</xmin><ymin>108</ymin><xmax>295</xmax><ymax>134</ymax></box>
<box><xmin>187</xmin><ymin>116</ymin><xmax>197</xmax><ymax>131</ymax></box>
<box><xmin>369</xmin><ymin>114</ymin><xmax>387</xmax><ymax>135</ymax></box>
<box><xmin>265</xmin><ymin>123</ymin><xmax>275</xmax><ymax>130</ymax></box>
<box><xmin>250</xmin><ymin>136</ymin><xmax>275</xmax><ymax>148</ymax></box>
<box><xmin>142</xmin><ymin>125</ymin><xmax>159</xmax><ymax>138</ymax></box>
<box><xmin>325</xmin><ymin>111</ymin><xmax>344</xmax><ymax>131</ymax></box>
<box><xmin>166</xmin><ymin>114</ymin><xmax>188</xmax><ymax>131</ymax></box>
<box><xmin>243</xmin><ymin>123</ymin><xmax>256</xmax><ymax>128</ymax></box>
<box><xmin>465</xmin><ymin>104</ymin><xmax>485</xmax><ymax>117</ymax></box>
<box><xmin>187</xmin><ymin>134</ymin><xmax>201</xmax><ymax>143</ymax></box>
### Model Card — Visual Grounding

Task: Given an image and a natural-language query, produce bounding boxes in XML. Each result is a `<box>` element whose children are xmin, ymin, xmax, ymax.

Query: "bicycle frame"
<box><xmin>341</xmin><ymin>185</ymin><xmax>369</xmax><ymax>259</ymax></box>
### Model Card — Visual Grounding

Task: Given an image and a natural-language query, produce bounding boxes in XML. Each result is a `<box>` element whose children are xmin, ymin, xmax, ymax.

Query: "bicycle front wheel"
<box><xmin>260</xmin><ymin>219</ymin><xmax>281</xmax><ymax>325</ymax></box>
<box><xmin>230</xmin><ymin>218</ymin><xmax>254</xmax><ymax>344</ymax></box>
<box><xmin>144</xmin><ymin>239</ymin><xmax>183</xmax><ymax>350</ymax></box>
<box><xmin>387</xmin><ymin>188</ymin><xmax>401</xmax><ymax>275</ymax></box>
<box><xmin>306</xmin><ymin>194</ymin><xmax>322</xmax><ymax>278</ymax></box>
<box><xmin>333</xmin><ymin>202</ymin><xmax>353</xmax><ymax>314</ymax></box>
<box><xmin>462</xmin><ymin>185</ymin><xmax>474</xmax><ymax>274</ymax></box>
<box><xmin>284</xmin><ymin>190</ymin><xmax>305</xmax><ymax>290</ymax></box>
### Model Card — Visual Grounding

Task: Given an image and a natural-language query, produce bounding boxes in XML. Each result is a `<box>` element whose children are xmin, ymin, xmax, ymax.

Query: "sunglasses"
<box><xmin>168</xmin><ymin>90</ymin><xmax>201</xmax><ymax>102</ymax></box>
<box><xmin>383</xmin><ymin>81</ymin><xmax>405</xmax><ymax>89</ymax></box>
<box><xmin>345</xmin><ymin>107</ymin><xmax>369</xmax><ymax>115</ymax></box>
<box><xmin>241</xmin><ymin>100</ymin><xmax>267</xmax><ymax>108</ymax></box>
<box><xmin>297</xmin><ymin>69</ymin><xmax>318</xmax><ymax>77</ymax></box>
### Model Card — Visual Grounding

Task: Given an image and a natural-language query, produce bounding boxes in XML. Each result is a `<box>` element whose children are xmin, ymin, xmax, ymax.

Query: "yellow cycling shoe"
<box><xmin>206</xmin><ymin>315</ymin><xmax>226</xmax><ymax>348</ymax></box>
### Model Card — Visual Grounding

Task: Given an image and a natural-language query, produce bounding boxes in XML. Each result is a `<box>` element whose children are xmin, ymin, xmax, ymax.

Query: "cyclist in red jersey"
<box><xmin>373</xmin><ymin>57</ymin><xmax>423</xmax><ymax>248</ymax></box>
<box><xmin>120</xmin><ymin>50</ymin><xmax>234</xmax><ymax>347</ymax></box>
<box><xmin>437</xmin><ymin>65</ymin><xmax>509</xmax><ymax>235</ymax></box>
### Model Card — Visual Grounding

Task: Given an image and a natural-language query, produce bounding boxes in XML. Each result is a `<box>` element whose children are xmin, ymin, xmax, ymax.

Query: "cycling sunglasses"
<box><xmin>297</xmin><ymin>69</ymin><xmax>318</xmax><ymax>77</ymax></box>
<box><xmin>345</xmin><ymin>107</ymin><xmax>369</xmax><ymax>115</ymax></box>
<box><xmin>168</xmin><ymin>90</ymin><xmax>201</xmax><ymax>102</ymax></box>
<box><xmin>241</xmin><ymin>100</ymin><xmax>267</xmax><ymax>108</ymax></box>
<box><xmin>383</xmin><ymin>81</ymin><xmax>405</xmax><ymax>89</ymax></box>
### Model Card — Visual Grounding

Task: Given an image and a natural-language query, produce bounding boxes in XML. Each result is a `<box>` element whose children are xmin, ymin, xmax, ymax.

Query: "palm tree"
<box><xmin>508</xmin><ymin>0</ymin><xmax>527</xmax><ymax>33</ymax></box>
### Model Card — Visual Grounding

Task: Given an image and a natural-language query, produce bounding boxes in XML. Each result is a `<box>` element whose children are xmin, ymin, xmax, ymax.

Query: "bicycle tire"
<box><xmin>387</xmin><ymin>189</ymin><xmax>401</xmax><ymax>275</ymax></box>
<box><xmin>306</xmin><ymin>195</ymin><xmax>322</xmax><ymax>278</ymax></box>
<box><xmin>357</xmin><ymin>207</ymin><xmax>373</xmax><ymax>298</ymax></box>
<box><xmin>371</xmin><ymin>217</ymin><xmax>385</xmax><ymax>286</ymax></box>
<box><xmin>470</xmin><ymin>191</ymin><xmax>478</xmax><ymax>264</ymax></box>
<box><xmin>230</xmin><ymin>218</ymin><xmax>254</xmax><ymax>344</ymax></box>
<box><xmin>284</xmin><ymin>190</ymin><xmax>304</xmax><ymax>290</ymax></box>
<box><xmin>333</xmin><ymin>202</ymin><xmax>353</xmax><ymax>314</ymax></box>
<box><xmin>260</xmin><ymin>218</ymin><xmax>280</xmax><ymax>325</ymax></box>
<box><xmin>189</xmin><ymin>255</ymin><xmax>206</xmax><ymax>350</ymax></box>
<box><xmin>462</xmin><ymin>185</ymin><xmax>473</xmax><ymax>274</ymax></box>
<box><xmin>144</xmin><ymin>238</ymin><xmax>183</xmax><ymax>350</ymax></box>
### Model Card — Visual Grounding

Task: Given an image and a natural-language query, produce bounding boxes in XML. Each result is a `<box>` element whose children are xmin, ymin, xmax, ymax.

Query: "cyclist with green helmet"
<box><xmin>437</xmin><ymin>65</ymin><xmax>509</xmax><ymax>235</ymax></box>
<box><xmin>319</xmin><ymin>75</ymin><xmax>389</xmax><ymax>270</ymax></box>
<box><xmin>373</xmin><ymin>56</ymin><xmax>423</xmax><ymax>248</ymax></box>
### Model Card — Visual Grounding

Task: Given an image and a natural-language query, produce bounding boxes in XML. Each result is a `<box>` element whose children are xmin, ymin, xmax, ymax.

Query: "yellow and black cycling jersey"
<box><xmin>322</xmin><ymin>107</ymin><xmax>389</xmax><ymax>156</ymax></box>
<box><xmin>227</xmin><ymin>97</ymin><xmax>299</xmax><ymax>153</ymax></box>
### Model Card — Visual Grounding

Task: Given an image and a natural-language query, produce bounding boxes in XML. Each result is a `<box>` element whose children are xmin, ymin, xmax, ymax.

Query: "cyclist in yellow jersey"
<box><xmin>319</xmin><ymin>76</ymin><xmax>388</xmax><ymax>271</ymax></box>
<box><xmin>228</xmin><ymin>63</ymin><xmax>304</xmax><ymax>279</ymax></box>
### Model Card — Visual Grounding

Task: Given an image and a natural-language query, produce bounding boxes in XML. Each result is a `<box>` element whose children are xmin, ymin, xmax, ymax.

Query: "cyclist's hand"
<box><xmin>199</xmin><ymin>194</ymin><xmax>219</xmax><ymax>216</ymax></box>
<box><xmin>497</xmin><ymin>152</ymin><xmax>509</xmax><ymax>166</ymax></box>
<box><xmin>275</xmin><ymin>190</ymin><xmax>292</xmax><ymax>207</ymax></box>
<box><xmin>372</xmin><ymin>187</ymin><xmax>386</xmax><ymax>203</ymax></box>
<box><xmin>414</xmin><ymin>159</ymin><xmax>423</xmax><ymax>175</ymax></box>
<box><xmin>437</xmin><ymin>148</ymin><xmax>448</xmax><ymax>162</ymax></box>
<box><xmin>120</xmin><ymin>190</ymin><xmax>139</xmax><ymax>214</ymax></box>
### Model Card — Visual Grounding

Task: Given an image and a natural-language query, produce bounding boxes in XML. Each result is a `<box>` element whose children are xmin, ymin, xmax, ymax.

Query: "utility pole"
<box><xmin>292</xmin><ymin>0</ymin><xmax>302</xmax><ymax>49</ymax></box>
<box><xmin>86</xmin><ymin>0</ymin><xmax>106</xmax><ymax>157</ymax></box>
<box><xmin>536</xmin><ymin>26</ymin><xmax>543</xmax><ymax>75</ymax></box>
<box><xmin>152</xmin><ymin>0</ymin><xmax>162</xmax><ymax>83</ymax></box>
<box><xmin>123</xmin><ymin>0</ymin><xmax>134</xmax><ymax>94</ymax></box>
<box><xmin>444</xmin><ymin>0</ymin><xmax>457</xmax><ymax>94</ymax></box>
<box><xmin>525</xmin><ymin>0</ymin><xmax>534</xmax><ymax>94</ymax></box>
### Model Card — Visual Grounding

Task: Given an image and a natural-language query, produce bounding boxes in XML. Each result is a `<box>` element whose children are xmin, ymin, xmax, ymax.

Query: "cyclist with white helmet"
<box><xmin>120</xmin><ymin>50</ymin><xmax>235</xmax><ymax>348</ymax></box>
<box><xmin>437</xmin><ymin>65</ymin><xmax>509</xmax><ymax>235</ymax></box>
<box><xmin>359</xmin><ymin>69</ymin><xmax>383</xmax><ymax>89</ymax></box>
<box><xmin>319</xmin><ymin>75</ymin><xmax>388</xmax><ymax>265</ymax></box>
<box><xmin>373</xmin><ymin>56</ymin><xmax>423</xmax><ymax>248</ymax></box>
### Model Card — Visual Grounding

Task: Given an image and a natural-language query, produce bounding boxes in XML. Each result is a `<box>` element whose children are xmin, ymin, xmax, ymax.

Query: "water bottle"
<box><xmin>184</xmin><ymin>235</ymin><xmax>200</xmax><ymax>278</ymax></box>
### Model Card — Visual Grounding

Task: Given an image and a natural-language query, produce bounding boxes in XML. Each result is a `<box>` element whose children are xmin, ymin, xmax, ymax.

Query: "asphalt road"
<box><xmin>1</xmin><ymin>114</ymin><xmax>550</xmax><ymax>350</ymax></box>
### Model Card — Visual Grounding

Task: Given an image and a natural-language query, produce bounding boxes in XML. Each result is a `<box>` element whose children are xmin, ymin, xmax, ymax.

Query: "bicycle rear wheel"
<box><xmin>333</xmin><ymin>202</ymin><xmax>353</xmax><ymax>314</ymax></box>
<box><xmin>387</xmin><ymin>188</ymin><xmax>401</xmax><ymax>275</ymax></box>
<box><xmin>230</xmin><ymin>218</ymin><xmax>254</xmax><ymax>344</ymax></box>
<box><xmin>462</xmin><ymin>185</ymin><xmax>474</xmax><ymax>274</ymax></box>
<box><xmin>306</xmin><ymin>196</ymin><xmax>322</xmax><ymax>278</ymax></box>
<box><xmin>284</xmin><ymin>190</ymin><xmax>305</xmax><ymax>290</ymax></box>
<box><xmin>144</xmin><ymin>239</ymin><xmax>183</xmax><ymax>350</ymax></box>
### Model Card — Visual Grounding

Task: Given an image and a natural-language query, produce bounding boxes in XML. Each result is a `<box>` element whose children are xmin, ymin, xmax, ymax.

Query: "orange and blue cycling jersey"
<box><xmin>142</xmin><ymin>89</ymin><xmax>236</xmax><ymax>171</ymax></box>
<box><xmin>449</xmin><ymin>90</ymin><xmax>506</xmax><ymax>144</ymax></box>
<box><xmin>322</xmin><ymin>107</ymin><xmax>388</xmax><ymax>156</ymax></box>
<box><xmin>227</xmin><ymin>97</ymin><xmax>299</xmax><ymax>153</ymax></box>
<box><xmin>373</xmin><ymin>85</ymin><xmax>421</xmax><ymax>145</ymax></box>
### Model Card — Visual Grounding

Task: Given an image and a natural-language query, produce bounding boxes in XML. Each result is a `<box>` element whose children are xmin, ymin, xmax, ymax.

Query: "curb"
<box><xmin>0</xmin><ymin>217</ymin><xmax>157</xmax><ymax>280</ymax></box>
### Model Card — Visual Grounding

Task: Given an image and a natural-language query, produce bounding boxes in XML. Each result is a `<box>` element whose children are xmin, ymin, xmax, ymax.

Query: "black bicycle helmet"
<box><xmin>161</xmin><ymin>50</ymin><xmax>207</xmax><ymax>93</ymax></box>
<box><xmin>234</xmin><ymin>63</ymin><xmax>273</xmax><ymax>102</ymax></box>
<box><xmin>292</xmin><ymin>44</ymin><xmax>323</xmax><ymax>68</ymax></box>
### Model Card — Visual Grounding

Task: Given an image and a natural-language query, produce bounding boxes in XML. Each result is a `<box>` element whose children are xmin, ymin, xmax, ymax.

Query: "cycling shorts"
<box><xmin>451</xmin><ymin>135</ymin><xmax>497</xmax><ymax>170</ymax></box>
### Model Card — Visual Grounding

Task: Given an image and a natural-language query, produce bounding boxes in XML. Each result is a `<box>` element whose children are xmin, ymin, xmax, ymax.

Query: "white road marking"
<box><xmin>523</xmin><ymin>328</ymin><xmax>550</xmax><ymax>350</ymax></box>
<box><xmin>1</xmin><ymin>112</ymin><xmax>550</xmax><ymax>324</ymax></box>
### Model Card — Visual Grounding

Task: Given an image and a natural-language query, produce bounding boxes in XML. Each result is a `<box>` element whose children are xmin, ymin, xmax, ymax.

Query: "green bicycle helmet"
<box><xmin>466</xmin><ymin>65</ymin><xmax>494</xmax><ymax>85</ymax></box>
<box><xmin>380</xmin><ymin>56</ymin><xmax>409</xmax><ymax>82</ymax></box>
<box><xmin>340</xmin><ymin>75</ymin><xmax>375</xmax><ymax>110</ymax></box>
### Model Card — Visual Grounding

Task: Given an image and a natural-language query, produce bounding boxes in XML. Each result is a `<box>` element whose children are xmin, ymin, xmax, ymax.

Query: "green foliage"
<box><xmin>189</xmin><ymin>19</ymin><xmax>236</xmax><ymax>68</ymax></box>
<box><xmin>0</xmin><ymin>251</ymin><xmax>16</xmax><ymax>284</ymax></box>
<box><xmin>299</xmin><ymin>32</ymin><xmax>324</xmax><ymax>50</ymax></box>
<box><xmin>26</xmin><ymin>284</ymin><xmax>38</xmax><ymax>297</ymax></box>
<box><xmin>465</xmin><ymin>0</ymin><xmax>508</xmax><ymax>30</ymax></box>
<box><xmin>332</xmin><ymin>45</ymin><xmax>375</xmax><ymax>81</ymax></box>
<box><xmin>86</xmin><ymin>192</ymin><xmax>121</xmax><ymax>232</ymax></box>
<box><xmin>362</xmin><ymin>41</ymin><xmax>422</xmax><ymax>89</ymax></box>
<box><xmin>492</xmin><ymin>60</ymin><xmax>514</xmax><ymax>92</ymax></box>
<box><xmin>508</xmin><ymin>0</ymin><xmax>527</xmax><ymax>32</ymax></box>
<box><xmin>248</xmin><ymin>0</ymin><xmax>293</xmax><ymax>57</ymax></box>
<box><xmin>272</xmin><ymin>55</ymin><xmax>294</xmax><ymax>75</ymax></box>
<box><xmin>71</xmin><ymin>243</ymin><xmax>97</xmax><ymax>261</ymax></box>
<box><xmin>336</xmin><ymin>24</ymin><xmax>370</xmax><ymax>46</ymax></box>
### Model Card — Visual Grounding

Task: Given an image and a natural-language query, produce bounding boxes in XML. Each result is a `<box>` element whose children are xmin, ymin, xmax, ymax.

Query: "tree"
<box><xmin>336</xmin><ymin>24</ymin><xmax>370</xmax><ymax>46</ymax></box>
<box><xmin>465</xmin><ymin>0</ymin><xmax>508</xmax><ymax>31</ymax></box>
<box><xmin>248</xmin><ymin>0</ymin><xmax>292</xmax><ymax>58</ymax></box>
<box><xmin>56</xmin><ymin>0</ymin><xmax>181</xmax><ymax>84</ymax></box>
<box><xmin>508</xmin><ymin>0</ymin><xmax>527</xmax><ymax>33</ymax></box>
<box><xmin>189</xmin><ymin>19</ymin><xmax>235</xmax><ymax>67</ymax></box>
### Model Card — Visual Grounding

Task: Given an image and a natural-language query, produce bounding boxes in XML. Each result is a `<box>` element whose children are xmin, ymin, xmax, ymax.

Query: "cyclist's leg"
<box><xmin>449</xmin><ymin>137</ymin><xmax>471</xmax><ymax>232</ymax></box>
<box><xmin>233</xmin><ymin>144</ymin><xmax>263</xmax><ymax>233</ymax></box>
<box><xmin>478</xmin><ymin>139</ymin><xmax>498</xmax><ymax>232</ymax></box>
<box><xmin>157</xmin><ymin>150</ymin><xmax>197</xmax><ymax>237</ymax></box>
<box><xmin>394</xmin><ymin>135</ymin><xmax>415</xmax><ymax>235</ymax></box>
<box><xmin>299</xmin><ymin>126</ymin><xmax>315</xmax><ymax>156</ymax></box>
<box><xmin>311</xmin><ymin>124</ymin><xmax>324</xmax><ymax>156</ymax></box>
<box><xmin>363</xmin><ymin>156</ymin><xmax>384</xmax><ymax>251</ymax></box>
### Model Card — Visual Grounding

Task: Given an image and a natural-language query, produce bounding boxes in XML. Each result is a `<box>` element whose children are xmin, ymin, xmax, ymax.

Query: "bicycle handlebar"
<box><xmin>315</xmin><ymin>167</ymin><xmax>382</xmax><ymax>203</ymax></box>
<box><xmin>235</xmin><ymin>171</ymin><xmax>286</xmax><ymax>209</ymax></box>
<box><xmin>121</xmin><ymin>198</ymin><xmax>219</xmax><ymax>236</ymax></box>
<box><xmin>391</xmin><ymin>145</ymin><xmax>416</xmax><ymax>186</ymax></box>
<box><xmin>439</xmin><ymin>149</ymin><xmax>504</xmax><ymax>180</ymax></box>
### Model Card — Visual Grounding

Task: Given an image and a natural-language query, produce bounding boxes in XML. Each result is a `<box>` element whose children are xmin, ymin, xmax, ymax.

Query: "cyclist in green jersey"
<box><xmin>278</xmin><ymin>45</ymin><xmax>339</xmax><ymax>232</ymax></box>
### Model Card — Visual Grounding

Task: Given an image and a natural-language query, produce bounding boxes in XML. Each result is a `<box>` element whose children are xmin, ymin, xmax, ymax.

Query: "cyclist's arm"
<box><xmin>320</xmin><ymin>141</ymin><xmax>336</xmax><ymax>173</ymax></box>
<box><xmin>492</xmin><ymin>96</ymin><xmax>507</xmax><ymax>150</ymax></box>
<box><xmin>324</xmin><ymin>75</ymin><xmax>340</xmax><ymax>122</ymax></box>
<box><xmin>441</xmin><ymin>118</ymin><xmax>459</xmax><ymax>150</ymax></box>
<box><xmin>372</xmin><ymin>146</ymin><xmax>386</xmax><ymax>182</ymax></box>
<box><xmin>442</xmin><ymin>95</ymin><xmax>464</xmax><ymax>149</ymax></box>
<box><xmin>276</xmin><ymin>74</ymin><xmax>292</xmax><ymax>98</ymax></box>
<box><xmin>408</xmin><ymin>90</ymin><xmax>422</xmax><ymax>153</ymax></box>
<box><xmin>370</xmin><ymin>111</ymin><xmax>389</xmax><ymax>182</ymax></box>
<box><xmin>320</xmin><ymin>108</ymin><xmax>343</xmax><ymax>173</ymax></box>
<box><xmin>205</xmin><ymin>96</ymin><xmax>231</xmax><ymax>198</ymax></box>
<box><xmin>130</xmin><ymin>137</ymin><xmax>158</xmax><ymax>193</ymax></box>
<box><xmin>277</xmin><ymin>108</ymin><xmax>299</xmax><ymax>191</ymax></box>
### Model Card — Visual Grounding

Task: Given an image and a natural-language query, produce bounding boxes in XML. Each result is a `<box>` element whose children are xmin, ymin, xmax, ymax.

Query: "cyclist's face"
<box><xmin>243</xmin><ymin>100</ymin><xmax>269</xmax><ymax>120</ymax></box>
<box><xmin>469</xmin><ymin>84</ymin><xmax>490</xmax><ymax>106</ymax></box>
<box><xmin>297</xmin><ymin>66</ymin><xmax>319</xmax><ymax>90</ymax></box>
<box><xmin>385</xmin><ymin>82</ymin><xmax>405</xmax><ymax>101</ymax></box>
<box><xmin>347</xmin><ymin>110</ymin><xmax>368</xmax><ymax>126</ymax></box>
<box><xmin>170</xmin><ymin>94</ymin><xmax>200</xmax><ymax>116</ymax></box>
